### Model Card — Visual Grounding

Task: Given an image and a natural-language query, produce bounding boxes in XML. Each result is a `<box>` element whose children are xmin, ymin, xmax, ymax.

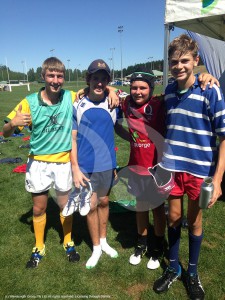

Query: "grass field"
<box><xmin>0</xmin><ymin>82</ymin><xmax>225</xmax><ymax>300</ymax></box>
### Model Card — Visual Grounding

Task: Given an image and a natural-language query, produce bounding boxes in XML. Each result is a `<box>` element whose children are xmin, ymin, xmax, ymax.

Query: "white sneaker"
<box><xmin>129</xmin><ymin>253</ymin><xmax>141</xmax><ymax>265</ymax></box>
<box><xmin>147</xmin><ymin>248</ymin><xmax>163</xmax><ymax>269</ymax></box>
<box><xmin>129</xmin><ymin>244</ymin><xmax>147</xmax><ymax>265</ymax></box>
<box><xmin>147</xmin><ymin>257</ymin><xmax>160</xmax><ymax>269</ymax></box>
<box><xmin>79</xmin><ymin>181</ymin><xmax>92</xmax><ymax>216</ymax></box>
<box><xmin>62</xmin><ymin>188</ymin><xmax>80</xmax><ymax>217</ymax></box>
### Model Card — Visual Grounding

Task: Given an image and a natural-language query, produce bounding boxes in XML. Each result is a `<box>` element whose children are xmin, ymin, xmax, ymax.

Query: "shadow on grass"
<box><xmin>108</xmin><ymin>201</ymin><xmax>170</xmax><ymax>262</ymax></box>
<box><xmin>45</xmin><ymin>197</ymin><xmax>63</xmax><ymax>244</ymax></box>
<box><xmin>72</xmin><ymin>211</ymin><xmax>91</xmax><ymax>248</ymax></box>
<box><xmin>19</xmin><ymin>197</ymin><xmax>63</xmax><ymax>243</ymax></box>
<box><xmin>19</xmin><ymin>207</ymin><xmax>33</xmax><ymax>226</ymax></box>
<box><xmin>43</xmin><ymin>197</ymin><xmax>91</xmax><ymax>248</ymax></box>
<box><xmin>19</xmin><ymin>197</ymin><xmax>169</xmax><ymax>259</ymax></box>
<box><xmin>19</xmin><ymin>197</ymin><xmax>92</xmax><ymax>248</ymax></box>
<box><xmin>108</xmin><ymin>202</ymin><xmax>137</xmax><ymax>249</ymax></box>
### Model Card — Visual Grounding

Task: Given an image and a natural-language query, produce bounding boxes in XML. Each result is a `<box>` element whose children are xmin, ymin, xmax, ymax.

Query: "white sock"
<box><xmin>100</xmin><ymin>238</ymin><xmax>118</xmax><ymax>258</ymax></box>
<box><xmin>86</xmin><ymin>245</ymin><xmax>102</xmax><ymax>269</ymax></box>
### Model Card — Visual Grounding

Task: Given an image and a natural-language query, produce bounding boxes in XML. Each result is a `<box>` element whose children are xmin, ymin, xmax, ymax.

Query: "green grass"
<box><xmin>0</xmin><ymin>83</ymin><xmax>225</xmax><ymax>300</ymax></box>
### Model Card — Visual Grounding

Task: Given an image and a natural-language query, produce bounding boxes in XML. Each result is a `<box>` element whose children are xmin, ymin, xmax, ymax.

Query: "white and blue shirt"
<box><xmin>72</xmin><ymin>95</ymin><xmax>121</xmax><ymax>173</ymax></box>
<box><xmin>161</xmin><ymin>75</ymin><xmax>225</xmax><ymax>177</ymax></box>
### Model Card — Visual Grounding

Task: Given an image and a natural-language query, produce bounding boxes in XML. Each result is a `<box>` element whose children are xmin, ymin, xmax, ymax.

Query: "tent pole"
<box><xmin>163</xmin><ymin>23</ymin><xmax>172</xmax><ymax>92</ymax></box>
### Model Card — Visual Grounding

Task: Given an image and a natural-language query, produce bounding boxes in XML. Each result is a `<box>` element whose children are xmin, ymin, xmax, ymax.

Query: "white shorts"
<box><xmin>25</xmin><ymin>158</ymin><xmax>72</xmax><ymax>193</ymax></box>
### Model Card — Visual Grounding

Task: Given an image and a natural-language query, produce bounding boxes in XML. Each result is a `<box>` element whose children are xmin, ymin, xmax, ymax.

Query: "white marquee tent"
<box><xmin>163</xmin><ymin>0</ymin><xmax>225</xmax><ymax>89</ymax></box>
<box><xmin>188</xmin><ymin>31</ymin><xmax>225</xmax><ymax>96</ymax></box>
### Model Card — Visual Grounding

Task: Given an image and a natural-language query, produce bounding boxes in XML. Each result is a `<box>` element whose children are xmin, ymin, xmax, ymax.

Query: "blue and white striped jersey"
<box><xmin>161</xmin><ymin>75</ymin><xmax>225</xmax><ymax>177</ymax></box>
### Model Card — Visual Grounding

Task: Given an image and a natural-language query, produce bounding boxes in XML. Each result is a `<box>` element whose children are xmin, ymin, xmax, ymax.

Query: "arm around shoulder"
<box><xmin>114</xmin><ymin>121</ymin><xmax>130</xmax><ymax>142</ymax></box>
<box><xmin>198</xmin><ymin>73</ymin><xmax>220</xmax><ymax>90</ymax></box>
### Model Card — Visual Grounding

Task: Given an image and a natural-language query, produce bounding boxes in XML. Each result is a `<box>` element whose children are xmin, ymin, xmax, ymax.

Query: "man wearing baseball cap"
<box><xmin>87</xmin><ymin>59</ymin><xmax>111</xmax><ymax>76</ymax></box>
<box><xmin>70</xmin><ymin>59</ymin><xmax>121</xmax><ymax>269</ymax></box>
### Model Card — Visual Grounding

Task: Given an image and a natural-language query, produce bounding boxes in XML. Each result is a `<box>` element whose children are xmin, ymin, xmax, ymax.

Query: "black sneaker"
<box><xmin>129</xmin><ymin>244</ymin><xmax>147</xmax><ymax>265</ymax></box>
<box><xmin>26</xmin><ymin>246</ymin><xmax>45</xmax><ymax>269</ymax></box>
<box><xmin>64</xmin><ymin>241</ymin><xmax>80</xmax><ymax>262</ymax></box>
<box><xmin>185</xmin><ymin>273</ymin><xmax>205</xmax><ymax>300</ymax></box>
<box><xmin>153</xmin><ymin>266</ymin><xmax>181</xmax><ymax>293</ymax></box>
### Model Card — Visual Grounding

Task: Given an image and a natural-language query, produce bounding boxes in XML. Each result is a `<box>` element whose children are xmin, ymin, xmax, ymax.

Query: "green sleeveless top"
<box><xmin>26</xmin><ymin>88</ymin><xmax>73</xmax><ymax>155</ymax></box>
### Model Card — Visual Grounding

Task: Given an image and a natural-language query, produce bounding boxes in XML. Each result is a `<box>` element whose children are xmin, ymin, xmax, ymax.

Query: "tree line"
<box><xmin>0</xmin><ymin>58</ymin><xmax>203</xmax><ymax>82</ymax></box>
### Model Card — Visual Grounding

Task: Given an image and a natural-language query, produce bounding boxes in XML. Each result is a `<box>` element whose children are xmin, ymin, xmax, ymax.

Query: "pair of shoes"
<box><xmin>185</xmin><ymin>273</ymin><xmax>205</xmax><ymax>300</ymax></box>
<box><xmin>79</xmin><ymin>182</ymin><xmax>92</xmax><ymax>216</ymax></box>
<box><xmin>62</xmin><ymin>181</ymin><xmax>92</xmax><ymax>217</ymax></box>
<box><xmin>129</xmin><ymin>244</ymin><xmax>147</xmax><ymax>265</ymax></box>
<box><xmin>63</xmin><ymin>241</ymin><xmax>80</xmax><ymax>262</ymax></box>
<box><xmin>153</xmin><ymin>266</ymin><xmax>181</xmax><ymax>293</ymax></box>
<box><xmin>62</xmin><ymin>188</ymin><xmax>80</xmax><ymax>216</ymax></box>
<box><xmin>26</xmin><ymin>245</ymin><xmax>46</xmax><ymax>268</ymax></box>
<box><xmin>147</xmin><ymin>248</ymin><xmax>163</xmax><ymax>270</ymax></box>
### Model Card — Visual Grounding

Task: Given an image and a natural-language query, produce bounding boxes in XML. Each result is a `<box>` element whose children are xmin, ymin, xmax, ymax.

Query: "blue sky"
<box><xmin>0</xmin><ymin>0</ymin><xmax>184</xmax><ymax>73</ymax></box>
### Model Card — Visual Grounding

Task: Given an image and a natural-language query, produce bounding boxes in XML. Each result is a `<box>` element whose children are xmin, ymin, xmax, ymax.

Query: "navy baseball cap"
<box><xmin>130</xmin><ymin>72</ymin><xmax>155</xmax><ymax>88</ymax></box>
<box><xmin>87</xmin><ymin>59</ymin><xmax>110</xmax><ymax>76</ymax></box>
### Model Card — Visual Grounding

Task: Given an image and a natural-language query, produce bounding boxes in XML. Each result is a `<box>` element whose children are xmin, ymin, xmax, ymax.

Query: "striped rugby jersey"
<box><xmin>161</xmin><ymin>75</ymin><xmax>225</xmax><ymax>178</ymax></box>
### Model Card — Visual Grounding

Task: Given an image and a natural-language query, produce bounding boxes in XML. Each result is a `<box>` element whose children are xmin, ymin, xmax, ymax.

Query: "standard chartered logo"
<box><xmin>201</xmin><ymin>0</ymin><xmax>218</xmax><ymax>13</ymax></box>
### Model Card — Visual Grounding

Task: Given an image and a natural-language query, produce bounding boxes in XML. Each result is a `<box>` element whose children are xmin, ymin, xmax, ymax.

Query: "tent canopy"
<box><xmin>165</xmin><ymin>0</ymin><xmax>225</xmax><ymax>41</ymax></box>
<box><xmin>152</xmin><ymin>70</ymin><xmax>163</xmax><ymax>77</ymax></box>
<box><xmin>163</xmin><ymin>0</ymin><xmax>225</xmax><ymax>89</ymax></box>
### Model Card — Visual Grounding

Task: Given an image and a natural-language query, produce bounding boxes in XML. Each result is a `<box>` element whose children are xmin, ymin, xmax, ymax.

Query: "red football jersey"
<box><xmin>121</xmin><ymin>95</ymin><xmax>166</xmax><ymax>175</ymax></box>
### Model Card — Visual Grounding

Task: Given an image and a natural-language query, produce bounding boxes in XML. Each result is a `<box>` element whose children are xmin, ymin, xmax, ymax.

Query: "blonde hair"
<box><xmin>168</xmin><ymin>34</ymin><xmax>199</xmax><ymax>59</ymax></box>
<box><xmin>41</xmin><ymin>57</ymin><xmax>65</xmax><ymax>77</ymax></box>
